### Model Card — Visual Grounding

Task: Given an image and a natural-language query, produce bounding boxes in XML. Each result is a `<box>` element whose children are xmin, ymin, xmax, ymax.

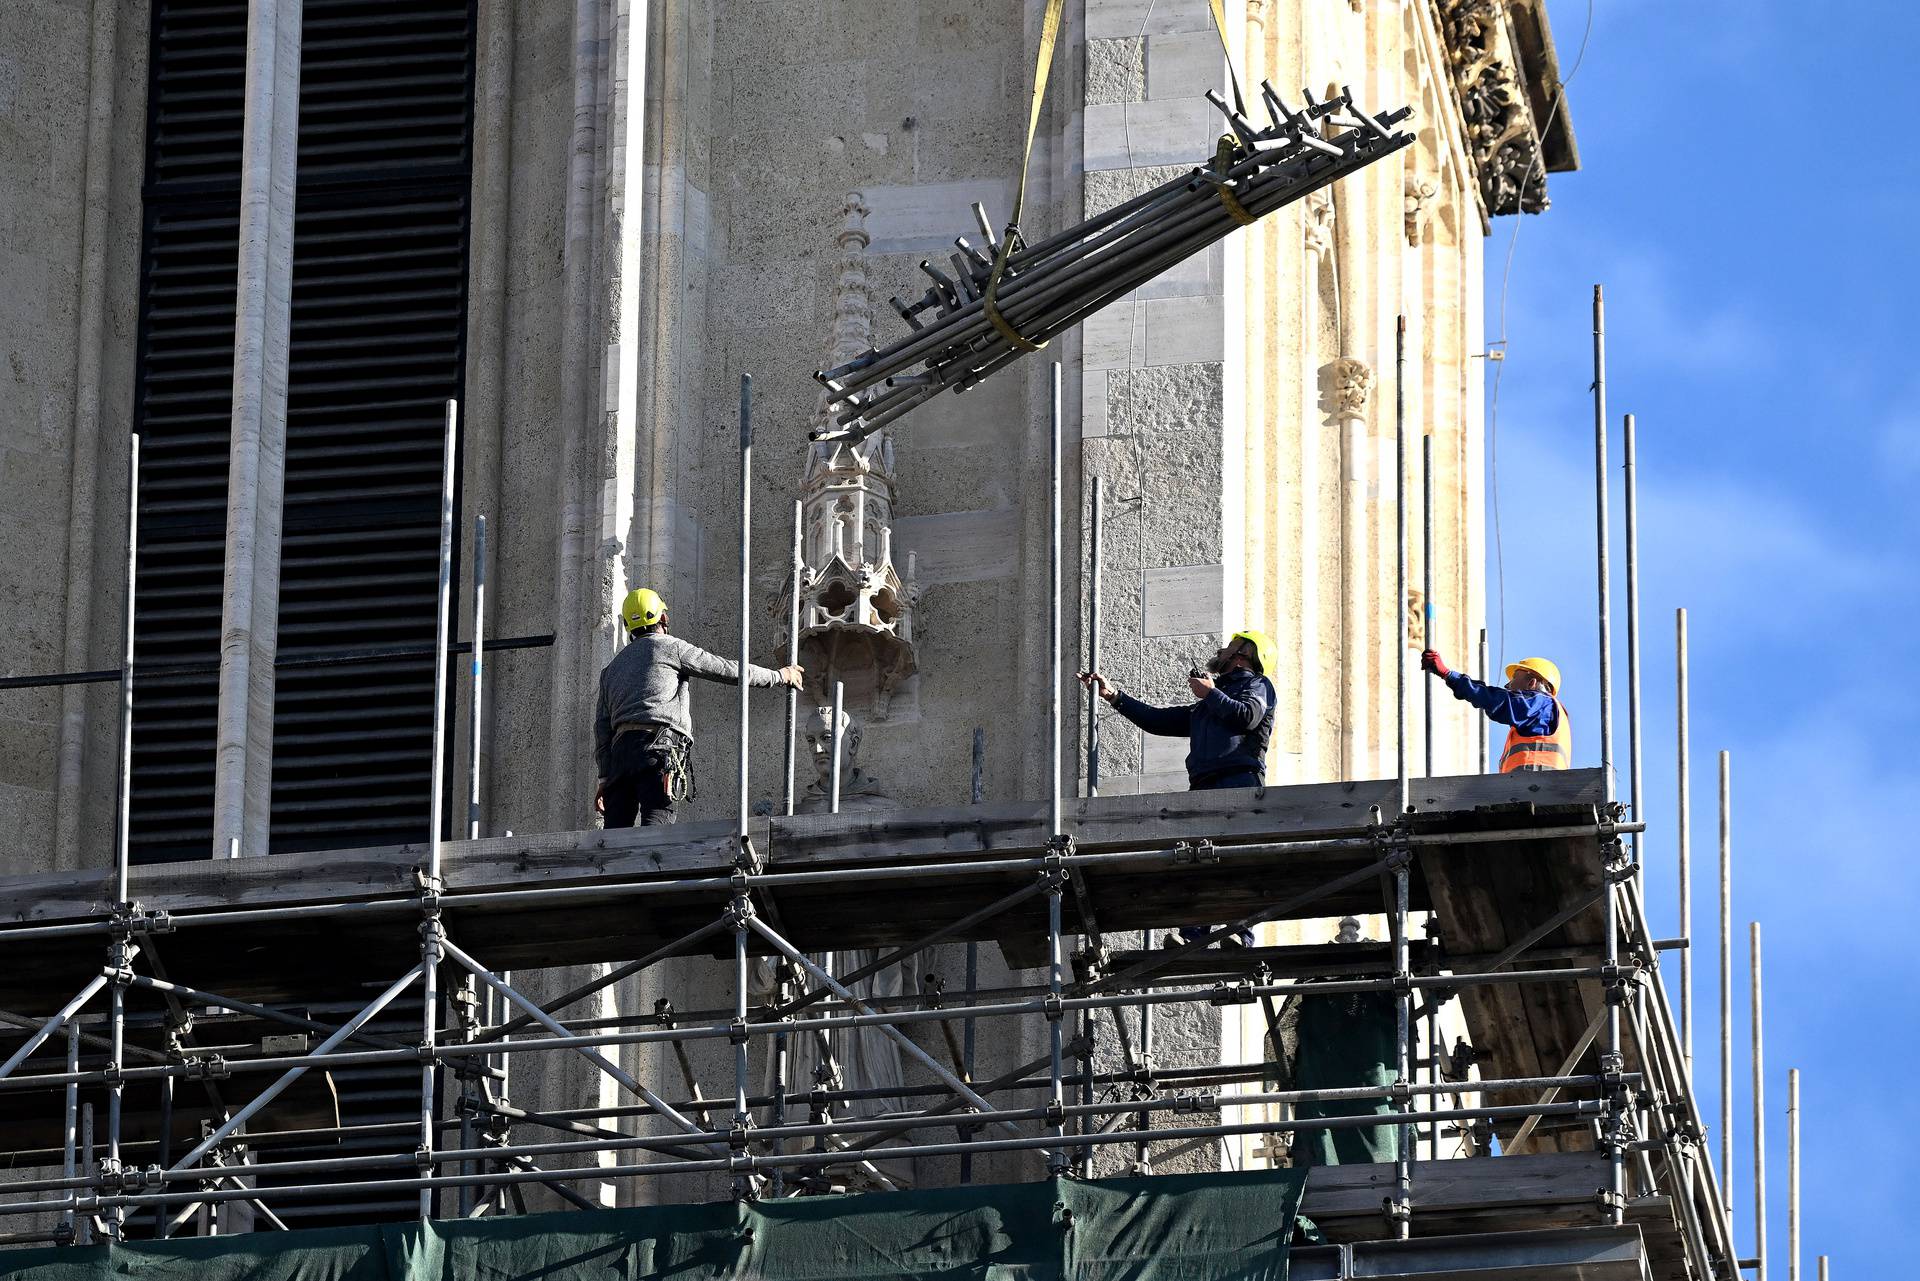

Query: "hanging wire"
<box><xmin>1485</xmin><ymin>0</ymin><xmax>1595</xmax><ymax>660</ymax></box>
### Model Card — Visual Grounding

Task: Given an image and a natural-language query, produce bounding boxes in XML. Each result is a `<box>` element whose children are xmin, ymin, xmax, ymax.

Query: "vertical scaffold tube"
<box><xmin>1394</xmin><ymin>318</ymin><xmax>1408</xmax><ymax>814</ymax></box>
<box><xmin>1593</xmin><ymin>287</ymin><xmax>1614</xmax><ymax>799</ymax></box>
<box><xmin>962</xmin><ymin>728</ymin><xmax>983</xmax><ymax>1184</ymax></box>
<box><xmin>419</xmin><ymin>399</ymin><xmax>457</xmax><ymax>1221</ymax></box>
<box><xmin>1477</xmin><ymin>627</ymin><xmax>1489</xmax><ymax>772</ymax></box>
<box><xmin>1393</xmin><ymin>858</ymin><xmax>1412</xmax><ymax>1238</ymax></box>
<box><xmin>1087</xmin><ymin>475</ymin><xmax>1103</xmax><ymax>795</ymax></box>
<box><xmin>738</xmin><ymin>376</ymin><xmax>753</xmax><ymax>847</ymax></box>
<box><xmin>468</xmin><ymin>515</ymin><xmax>486</xmax><ymax>840</ymax></box>
<box><xmin>1720</xmin><ymin>751</ymin><xmax>1735</xmax><ymax>1216</ymax></box>
<box><xmin>1788</xmin><ymin>1068</ymin><xmax>1801</xmax><ymax>1281</ymax></box>
<box><xmin>1603</xmin><ymin>831</ymin><xmax>1625</xmax><ymax>1226</ymax></box>
<box><xmin>1676</xmin><ymin>608</ymin><xmax>1692</xmax><ymax>1076</ymax></box>
<box><xmin>62</xmin><ymin>1025</ymin><xmax>78</xmax><ymax>1241</ymax></box>
<box><xmin>1046</xmin><ymin>874</ymin><xmax>1066</xmax><ymax>1175</ymax></box>
<box><xmin>116</xmin><ymin>433</ymin><xmax>138</xmax><ymax>899</ymax></box>
<box><xmin>1751</xmin><ymin>921</ymin><xmax>1766</xmax><ymax>1281</ymax></box>
<box><xmin>1047</xmin><ymin>360</ymin><xmax>1066</xmax><ymax>1176</ymax></box>
<box><xmin>784</xmin><ymin>499</ymin><xmax>803</xmax><ymax>816</ymax></box>
<box><xmin>1050</xmin><ymin>362</ymin><xmax>1063</xmax><ymax>838</ymax></box>
<box><xmin>829</xmin><ymin>682</ymin><xmax>844</xmax><ymax>815</ymax></box>
<box><xmin>1624</xmin><ymin>414</ymin><xmax>1643</xmax><ymax>876</ymax></box>
<box><xmin>1421</xmin><ymin>431</ymin><xmax>1434</xmax><ymax>777</ymax></box>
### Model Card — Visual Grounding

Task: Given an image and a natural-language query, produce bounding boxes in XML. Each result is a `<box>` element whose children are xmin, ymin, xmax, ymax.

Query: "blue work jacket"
<box><xmin>1442</xmin><ymin>672</ymin><xmax>1560</xmax><ymax>737</ymax></box>
<box><xmin>1110</xmin><ymin>668</ymin><xmax>1276</xmax><ymax>786</ymax></box>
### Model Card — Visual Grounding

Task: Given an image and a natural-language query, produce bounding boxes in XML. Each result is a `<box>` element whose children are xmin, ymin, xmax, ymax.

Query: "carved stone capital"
<box><xmin>1331</xmin><ymin>357</ymin><xmax>1371</xmax><ymax>417</ymax></box>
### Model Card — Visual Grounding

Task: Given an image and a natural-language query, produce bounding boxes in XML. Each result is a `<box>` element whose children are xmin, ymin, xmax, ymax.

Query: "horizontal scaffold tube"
<box><xmin>0</xmin><ymin>966</ymin><xmax>1634</xmax><ymax>1094</ymax></box>
<box><xmin>0</xmin><ymin>1071</ymin><xmax>1636</xmax><ymax>1197</ymax></box>
<box><xmin>0</xmin><ymin>1102</ymin><xmax>1605</xmax><ymax>1216</ymax></box>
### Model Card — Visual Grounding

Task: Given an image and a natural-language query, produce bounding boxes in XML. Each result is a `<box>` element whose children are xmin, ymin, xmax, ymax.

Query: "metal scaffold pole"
<box><xmin>1719</xmin><ymin>751</ymin><xmax>1735</xmax><ymax>1221</ymax></box>
<box><xmin>784</xmin><ymin>499</ymin><xmax>804</xmax><ymax>816</ymax></box>
<box><xmin>468</xmin><ymin>514</ymin><xmax>486</xmax><ymax>841</ymax></box>
<box><xmin>105</xmin><ymin>431</ymin><xmax>139</xmax><ymax>1239</ymax></box>
<box><xmin>115</xmin><ymin>433</ymin><xmax>138</xmax><ymax>900</ymax></box>
<box><xmin>829</xmin><ymin>682</ymin><xmax>844</xmax><ymax>814</ymax></box>
<box><xmin>1392</xmin><ymin>315</ymin><xmax>1412</xmax><ymax>1239</ymax></box>
<box><xmin>1592</xmin><ymin>286</ymin><xmax>1614</xmax><ymax>801</ymax></box>
<box><xmin>1477</xmin><ymin>627</ymin><xmax>1489</xmax><ymax>772</ymax></box>
<box><xmin>1086</xmin><ymin>475</ymin><xmax>1103</xmax><ymax>796</ymax></box>
<box><xmin>1788</xmin><ymin>1068</ymin><xmax>1801</xmax><ymax>1281</ymax></box>
<box><xmin>419</xmin><ymin>399</ymin><xmax>458</xmax><ymax>1220</ymax></box>
<box><xmin>1395</xmin><ymin>316</ymin><xmax>1408</xmax><ymax>815</ymax></box>
<box><xmin>1624</xmin><ymin>413</ymin><xmax>1643</xmax><ymax>877</ymax></box>
<box><xmin>1421</xmin><ymin>430</ymin><xmax>1434</xmax><ymax>778</ymax></box>
<box><xmin>1050</xmin><ymin>362</ymin><xmax>1064</xmax><ymax>839</ymax></box>
<box><xmin>1676</xmin><ymin>607</ymin><xmax>1692</xmax><ymax>1076</ymax></box>
<box><xmin>1751</xmin><ymin>921</ymin><xmax>1767</xmax><ymax>1281</ymax></box>
<box><xmin>738</xmin><ymin>375</ymin><xmax>754</xmax><ymax>849</ymax></box>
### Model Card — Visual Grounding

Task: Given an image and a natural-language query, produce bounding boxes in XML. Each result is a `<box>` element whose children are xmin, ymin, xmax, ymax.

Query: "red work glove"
<box><xmin>1421</xmin><ymin>650</ymin><xmax>1451</xmax><ymax>678</ymax></box>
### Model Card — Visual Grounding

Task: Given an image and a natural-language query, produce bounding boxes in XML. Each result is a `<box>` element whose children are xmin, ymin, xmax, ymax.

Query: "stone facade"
<box><xmin>0</xmin><ymin>0</ymin><xmax>1573</xmax><ymax>1203</ymax></box>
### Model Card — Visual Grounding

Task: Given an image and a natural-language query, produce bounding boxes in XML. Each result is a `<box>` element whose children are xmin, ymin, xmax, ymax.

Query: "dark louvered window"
<box><xmin>127</xmin><ymin>0</ymin><xmax>474</xmax><ymax>1229</ymax></box>
<box><xmin>128</xmin><ymin>0</ymin><xmax>246</xmax><ymax>865</ymax></box>
<box><xmin>129</xmin><ymin>0</ymin><xmax>474</xmax><ymax>863</ymax></box>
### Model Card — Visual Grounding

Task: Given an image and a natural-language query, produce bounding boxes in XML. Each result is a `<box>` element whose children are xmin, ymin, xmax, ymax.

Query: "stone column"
<box><xmin>210</xmin><ymin>0</ymin><xmax>301</xmax><ymax>859</ymax></box>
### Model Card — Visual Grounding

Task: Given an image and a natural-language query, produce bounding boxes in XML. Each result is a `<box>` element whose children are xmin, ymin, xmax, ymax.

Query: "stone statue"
<box><xmin>797</xmin><ymin>702</ymin><xmax>894</xmax><ymax>812</ymax></box>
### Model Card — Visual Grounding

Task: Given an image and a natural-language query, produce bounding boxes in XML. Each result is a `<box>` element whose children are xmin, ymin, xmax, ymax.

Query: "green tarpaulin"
<box><xmin>0</xmin><ymin>1169</ymin><xmax>1305</xmax><ymax>1281</ymax></box>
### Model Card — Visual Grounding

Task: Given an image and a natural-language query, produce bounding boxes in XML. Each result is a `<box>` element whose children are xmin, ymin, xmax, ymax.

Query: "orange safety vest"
<box><xmin>1499</xmin><ymin>696</ymin><xmax>1572</xmax><ymax>773</ymax></box>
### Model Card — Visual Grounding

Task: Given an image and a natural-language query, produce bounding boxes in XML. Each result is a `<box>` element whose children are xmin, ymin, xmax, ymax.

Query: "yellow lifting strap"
<box><xmin>984</xmin><ymin>0</ymin><xmax>1252</xmax><ymax>351</ymax></box>
<box><xmin>982</xmin><ymin>0</ymin><xmax>1067</xmax><ymax>353</ymax></box>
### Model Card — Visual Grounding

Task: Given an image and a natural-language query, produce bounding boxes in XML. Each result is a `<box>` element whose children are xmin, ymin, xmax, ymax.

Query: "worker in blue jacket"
<box><xmin>1080</xmin><ymin>629</ymin><xmax>1277</xmax><ymax>944</ymax></box>
<box><xmin>1078</xmin><ymin>629</ymin><xmax>1278</xmax><ymax>791</ymax></box>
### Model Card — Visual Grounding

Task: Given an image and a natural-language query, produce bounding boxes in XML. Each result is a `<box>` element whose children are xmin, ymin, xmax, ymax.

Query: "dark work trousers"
<box><xmin>603</xmin><ymin>732</ymin><xmax>678</xmax><ymax>828</ymax></box>
<box><xmin>1180</xmin><ymin>769</ymin><xmax>1264</xmax><ymax>946</ymax></box>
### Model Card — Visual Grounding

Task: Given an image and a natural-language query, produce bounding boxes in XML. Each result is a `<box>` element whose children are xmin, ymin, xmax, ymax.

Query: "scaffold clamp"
<box><xmin>183</xmin><ymin>1054</ymin><xmax>229</xmax><ymax>1082</ymax></box>
<box><xmin>1207</xmin><ymin>980</ymin><xmax>1255</xmax><ymax>1006</ymax></box>
<box><xmin>1172</xmin><ymin>838</ymin><xmax>1220</xmax><ymax>866</ymax></box>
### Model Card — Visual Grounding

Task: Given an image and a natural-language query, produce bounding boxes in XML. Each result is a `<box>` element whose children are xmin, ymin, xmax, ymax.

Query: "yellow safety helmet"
<box><xmin>1229</xmin><ymin>629</ymin><xmax>1277</xmax><ymax>676</ymax></box>
<box><xmin>620</xmin><ymin>588</ymin><xmax>668</xmax><ymax>633</ymax></box>
<box><xmin>1504</xmin><ymin>656</ymin><xmax>1562</xmax><ymax>695</ymax></box>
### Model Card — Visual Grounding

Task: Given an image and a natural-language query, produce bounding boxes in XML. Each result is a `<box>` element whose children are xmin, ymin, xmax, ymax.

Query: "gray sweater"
<box><xmin>593</xmin><ymin>633</ymin><xmax>785</xmax><ymax>778</ymax></box>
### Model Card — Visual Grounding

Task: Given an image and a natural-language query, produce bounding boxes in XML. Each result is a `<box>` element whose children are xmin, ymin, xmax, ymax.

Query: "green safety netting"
<box><xmin>0</xmin><ymin>1168</ymin><xmax>1306</xmax><ymax>1281</ymax></box>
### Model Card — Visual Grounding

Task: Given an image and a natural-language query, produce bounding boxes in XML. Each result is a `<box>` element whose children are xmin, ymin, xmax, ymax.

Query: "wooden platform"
<box><xmin>0</xmin><ymin>771</ymin><xmax>1605</xmax><ymax>996</ymax></box>
<box><xmin>1301</xmin><ymin>1151</ymin><xmax>1684</xmax><ymax>1281</ymax></box>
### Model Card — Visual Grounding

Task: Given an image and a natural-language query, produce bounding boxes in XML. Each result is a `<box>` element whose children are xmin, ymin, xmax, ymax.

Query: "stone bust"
<box><xmin>797</xmin><ymin>704</ymin><xmax>896</xmax><ymax>813</ymax></box>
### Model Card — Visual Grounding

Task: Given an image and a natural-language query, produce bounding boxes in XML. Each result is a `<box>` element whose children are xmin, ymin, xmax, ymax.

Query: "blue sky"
<box><xmin>1479</xmin><ymin>2</ymin><xmax>1920</xmax><ymax>1272</ymax></box>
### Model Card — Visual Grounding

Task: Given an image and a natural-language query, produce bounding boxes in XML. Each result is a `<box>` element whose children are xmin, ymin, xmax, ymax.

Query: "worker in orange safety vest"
<box><xmin>1420</xmin><ymin>651</ymin><xmax>1570</xmax><ymax>773</ymax></box>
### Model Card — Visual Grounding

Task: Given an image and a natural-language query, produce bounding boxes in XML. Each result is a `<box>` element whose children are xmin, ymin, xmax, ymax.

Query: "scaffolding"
<box><xmin>0</xmin><ymin>315</ymin><xmax>1778</xmax><ymax>1280</ymax></box>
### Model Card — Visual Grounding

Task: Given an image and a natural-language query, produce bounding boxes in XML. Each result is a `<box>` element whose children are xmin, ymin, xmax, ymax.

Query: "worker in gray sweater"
<box><xmin>594</xmin><ymin>588</ymin><xmax>804</xmax><ymax>827</ymax></box>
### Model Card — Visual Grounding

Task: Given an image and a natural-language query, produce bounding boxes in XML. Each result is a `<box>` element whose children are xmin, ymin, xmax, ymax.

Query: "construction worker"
<box><xmin>594</xmin><ymin>588</ymin><xmax>804</xmax><ymax>827</ymax></box>
<box><xmin>1080</xmin><ymin>629</ymin><xmax>1277</xmax><ymax>945</ymax></box>
<box><xmin>1420</xmin><ymin>651</ymin><xmax>1569</xmax><ymax>773</ymax></box>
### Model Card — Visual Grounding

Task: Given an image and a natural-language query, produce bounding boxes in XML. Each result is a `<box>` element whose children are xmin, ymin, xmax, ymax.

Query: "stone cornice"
<box><xmin>1431</xmin><ymin>0</ymin><xmax>1579</xmax><ymax>217</ymax></box>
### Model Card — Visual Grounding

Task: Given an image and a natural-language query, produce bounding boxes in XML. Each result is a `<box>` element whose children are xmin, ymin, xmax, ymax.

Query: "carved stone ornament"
<box><xmin>1332</xmin><ymin>357</ymin><xmax>1371</xmax><ymax>417</ymax></box>
<box><xmin>1434</xmin><ymin>0</ymin><xmax>1550</xmax><ymax>215</ymax></box>
<box><xmin>1404</xmin><ymin>174</ymin><xmax>1439</xmax><ymax>245</ymax></box>
<box><xmin>790</xmin><ymin>193</ymin><xmax>919</xmax><ymax>719</ymax></box>
<box><xmin>1303</xmin><ymin>187</ymin><xmax>1335</xmax><ymax>257</ymax></box>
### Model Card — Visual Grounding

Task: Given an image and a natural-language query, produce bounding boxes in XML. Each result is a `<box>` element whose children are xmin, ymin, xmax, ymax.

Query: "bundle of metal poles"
<box><xmin>812</xmin><ymin>84</ymin><xmax>1412</xmax><ymax>442</ymax></box>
